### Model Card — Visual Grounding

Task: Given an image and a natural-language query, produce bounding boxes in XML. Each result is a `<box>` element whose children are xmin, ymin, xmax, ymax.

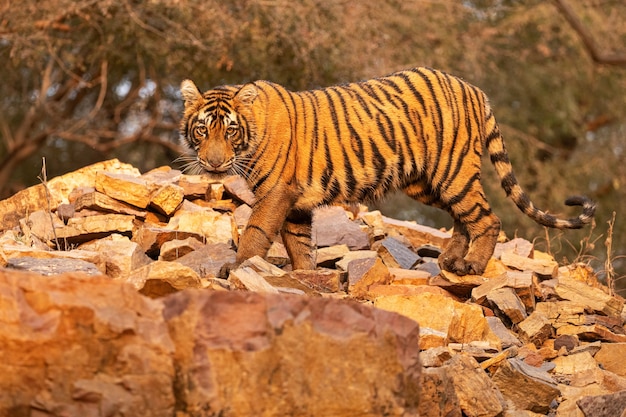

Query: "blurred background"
<box><xmin>1</xmin><ymin>0</ymin><xmax>625</xmax><ymax>289</ymax></box>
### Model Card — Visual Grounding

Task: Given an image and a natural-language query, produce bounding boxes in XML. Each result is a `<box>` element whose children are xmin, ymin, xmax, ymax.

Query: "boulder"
<box><xmin>0</xmin><ymin>270</ymin><xmax>175</xmax><ymax>417</ymax></box>
<box><xmin>163</xmin><ymin>289</ymin><xmax>422</xmax><ymax>416</ymax></box>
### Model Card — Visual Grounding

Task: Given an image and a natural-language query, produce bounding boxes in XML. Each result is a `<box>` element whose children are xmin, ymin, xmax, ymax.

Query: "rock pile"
<box><xmin>1</xmin><ymin>159</ymin><xmax>625</xmax><ymax>416</ymax></box>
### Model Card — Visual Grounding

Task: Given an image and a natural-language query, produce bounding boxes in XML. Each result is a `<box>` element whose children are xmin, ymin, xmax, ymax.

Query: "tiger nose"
<box><xmin>206</xmin><ymin>157</ymin><xmax>224</xmax><ymax>168</ymax></box>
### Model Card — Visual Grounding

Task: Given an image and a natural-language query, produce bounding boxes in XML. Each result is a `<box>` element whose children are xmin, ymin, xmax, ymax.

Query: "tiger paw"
<box><xmin>439</xmin><ymin>256</ymin><xmax>486</xmax><ymax>276</ymax></box>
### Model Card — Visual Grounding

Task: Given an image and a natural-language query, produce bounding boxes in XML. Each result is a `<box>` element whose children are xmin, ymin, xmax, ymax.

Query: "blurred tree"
<box><xmin>0</xmin><ymin>0</ymin><xmax>624</xmax><ymax>282</ymax></box>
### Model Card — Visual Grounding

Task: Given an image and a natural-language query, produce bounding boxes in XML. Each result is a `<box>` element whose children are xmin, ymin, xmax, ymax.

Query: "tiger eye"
<box><xmin>226</xmin><ymin>125</ymin><xmax>238</xmax><ymax>136</ymax></box>
<box><xmin>193</xmin><ymin>125</ymin><xmax>207</xmax><ymax>138</ymax></box>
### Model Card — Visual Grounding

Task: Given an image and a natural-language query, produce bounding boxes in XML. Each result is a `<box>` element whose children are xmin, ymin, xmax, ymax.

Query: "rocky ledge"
<box><xmin>0</xmin><ymin>159</ymin><xmax>625</xmax><ymax>416</ymax></box>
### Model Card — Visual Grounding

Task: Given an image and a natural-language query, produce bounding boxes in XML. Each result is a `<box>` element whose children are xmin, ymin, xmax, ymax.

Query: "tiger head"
<box><xmin>179</xmin><ymin>79</ymin><xmax>259</xmax><ymax>178</ymax></box>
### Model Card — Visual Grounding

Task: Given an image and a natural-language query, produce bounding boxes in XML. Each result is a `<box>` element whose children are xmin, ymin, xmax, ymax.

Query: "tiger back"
<box><xmin>180</xmin><ymin>67</ymin><xmax>595</xmax><ymax>276</ymax></box>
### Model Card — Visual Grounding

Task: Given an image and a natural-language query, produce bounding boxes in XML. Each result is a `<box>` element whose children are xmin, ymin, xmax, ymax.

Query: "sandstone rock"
<box><xmin>177</xmin><ymin>174</ymin><xmax>211</xmax><ymax>197</ymax></box>
<box><xmin>6</xmin><ymin>256</ymin><xmax>103</xmax><ymax>276</ymax></box>
<box><xmin>172</xmin><ymin>243</ymin><xmax>236</xmax><ymax>278</ymax></box>
<box><xmin>313</xmin><ymin>206</ymin><xmax>370</xmax><ymax>250</ymax></box>
<box><xmin>552</xmin><ymin>351</ymin><xmax>598</xmax><ymax>375</ymax></box>
<box><xmin>418</xmin><ymin>366</ymin><xmax>462</xmax><ymax>417</ymax></box>
<box><xmin>228</xmin><ymin>266</ymin><xmax>280</xmax><ymax>294</ymax></box>
<box><xmin>389</xmin><ymin>268</ymin><xmax>431</xmax><ymax>285</ymax></box>
<box><xmin>239</xmin><ymin>257</ymin><xmax>320</xmax><ymax>295</ymax></box>
<box><xmin>140</xmin><ymin>165</ymin><xmax>181</xmax><ymax>184</ymax></box>
<box><xmin>430</xmin><ymin>270</ymin><xmax>488</xmax><ymax>298</ymax></box>
<box><xmin>20</xmin><ymin>209</ymin><xmax>65</xmax><ymax>243</ymax></box>
<box><xmin>359</xmin><ymin>209</ymin><xmax>387</xmax><ymax>242</ymax></box>
<box><xmin>163</xmin><ymin>290</ymin><xmax>422</xmax><ymax>416</ymax></box>
<box><xmin>241</xmin><ymin>255</ymin><xmax>287</xmax><ymax>277</ymax></box>
<box><xmin>487</xmin><ymin>316</ymin><xmax>522</xmax><ymax>349</ymax></box>
<box><xmin>79</xmin><ymin>234</ymin><xmax>151</xmax><ymax>278</ymax></box>
<box><xmin>493</xmin><ymin>237</ymin><xmax>534</xmax><ymax>259</ymax></box>
<box><xmin>133</xmin><ymin>225</ymin><xmax>203</xmax><ymax>258</ymax></box>
<box><xmin>222</xmin><ymin>175</ymin><xmax>256</xmax><ymax>205</ymax></box>
<box><xmin>266</xmin><ymin>241</ymin><xmax>290</xmax><ymax>266</ymax></box>
<box><xmin>500</xmin><ymin>251</ymin><xmax>558</xmax><ymax>277</ymax></box>
<box><xmin>126</xmin><ymin>260</ymin><xmax>202</xmax><ymax>297</ymax></box>
<box><xmin>377</xmin><ymin>236</ymin><xmax>421</xmax><ymax>269</ymax></box>
<box><xmin>4</xmin><ymin>159</ymin><xmax>626</xmax><ymax>417</ymax></box>
<box><xmin>53</xmin><ymin>213</ymin><xmax>137</xmax><ymax>246</ymax></box>
<box><xmin>382</xmin><ymin>216</ymin><xmax>451</xmax><ymax>248</ymax></box>
<box><xmin>517</xmin><ymin>311</ymin><xmax>553</xmax><ymax>347</ymax></box>
<box><xmin>149</xmin><ymin>183</ymin><xmax>184</xmax><ymax>216</ymax></box>
<box><xmin>289</xmin><ymin>268</ymin><xmax>345</xmax><ymax>293</ymax></box>
<box><xmin>166</xmin><ymin>208</ymin><xmax>237</xmax><ymax>245</ymax></box>
<box><xmin>595</xmin><ymin>343</ymin><xmax>626</xmax><ymax>377</ymax></box>
<box><xmin>486</xmin><ymin>287</ymin><xmax>528</xmax><ymax>324</ymax></box>
<box><xmin>206</xmin><ymin>182</ymin><xmax>225</xmax><ymax>201</ymax></box>
<box><xmin>347</xmin><ymin>257</ymin><xmax>392</xmax><ymax>298</ymax></box>
<box><xmin>444</xmin><ymin>353</ymin><xmax>505</xmax><ymax>417</ymax></box>
<box><xmin>491</xmin><ymin>358</ymin><xmax>560</xmax><ymax>414</ymax></box>
<box><xmin>158</xmin><ymin>237</ymin><xmax>205</xmax><ymax>261</ymax></box>
<box><xmin>368</xmin><ymin>283</ymin><xmax>456</xmax><ymax>299</ymax></box>
<box><xmin>472</xmin><ymin>270</ymin><xmax>535</xmax><ymax>311</ymax></box>
<box><xmin>74</xmin><ymin>190</ymin><xmax>148</xmax><ymax>217</ymax></box>
<box><xmin>95</xmin><ymin>171</ymin><xmax>152</xmax><ymax>208</ymax></box>
<box><xmin>554</xmin><ymin>275</ymin><xmax>624</xmax><ymax>318</ymax></box>
<box><xmin>375</xmin><ymin>292</ymin><xmax>501</xmax><ymax>350</ymax></box>
<box><xmin>577</xmin><ymin>390</ymin><xmax>626</xmax><ymax>417</ymax></box>
<box><xmin>0</xmin><ymin>159</ymin><xmax>139</xmax><ymax>230</ymax></box>
<box><xmin>314</xmin><ymin>244</ymin><xmax>351</xmax><ymax>268</ymax></box>
<box><xmin>554</xmin><ymin>334</ymin><xmax>580</xmax><ymax>352</ymax></box>
<box><xmin>2</xmin><ymin>245</ymin><xmax>104</xmax><ymax>272</ymax></box>
<box><xmin>233</xmin><ymin>203</ymin><xmax>253</xmax><ymax>228</ymax></box>
<box><xmin>0</xmin><ymin>270</ymin><xmax>175</xmax><ymax>417</ymax></box>
<box><xmin>335</xmin><ymin>249</ymin><xmax>378</xmax><ymax>270</ymax></box>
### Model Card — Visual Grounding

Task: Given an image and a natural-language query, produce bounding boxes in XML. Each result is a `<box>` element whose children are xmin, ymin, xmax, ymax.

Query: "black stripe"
<box><xmin>490</xmin><ymin>151</ymin><xmax>509</xmax><ymax>164</ymax></box>
<box><xmin>245</xmin><ymin>225</ymin><xmax>272</xmax><ymax>243</ymax></box>
<box><xmin>342</xmin><ymin>147</ymin><xmax>357</xmax><ymax>198</ymax></box>
<box><xmin>500</xmin><ymin>172</ymin><xmax>517</xmax><ymax>195</ymax></box>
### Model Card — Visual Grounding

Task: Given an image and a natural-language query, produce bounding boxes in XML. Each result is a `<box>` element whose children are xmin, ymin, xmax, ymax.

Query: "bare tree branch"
<box><xmin>552</xmin><ymin>0</ymin><xmax>626</xmax><ymax>66</ymax></box>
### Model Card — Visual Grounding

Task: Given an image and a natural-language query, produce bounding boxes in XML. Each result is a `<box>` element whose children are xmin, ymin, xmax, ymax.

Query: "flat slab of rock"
<box><xmin>163</xmin><ymin>289</ymin><xmax>422</xmax><ymax>416</ymax></box>
<box><xmin>172</xmin><ymin>243</ymin><xmax>236</xmax><ymax>278</ymax></box>
<box><xmin>95</xmin><ymin>171</ymin><xmax>152</xmax><ymax>208</ymax></box>
<box><xmin>53</xmin><ymin>213</ymin><xmax>137</xmax><ymax>246</ymax></box>
<box><xmin>74</xmin><ymin>190</ymin><xmax>148</xmax><ymax>217</ymax></box>
<box><xmin>126</xmin><ymin>260</ymin><xmax>202</xmax><ymax>297</ymax></box>
<box><xmin>382</xmin><ymin>216</ymin><xmax>451</xmax><ymax>248</ymax></box>
<box><xmin>313</xmin><ymin>206</ymin><xmax>370</xmax><ymax>250</ymax></box>
<box><xmin>6</xmin><ymin>256</ymin><xmax>103</xmax><ymax>276</ymax></box>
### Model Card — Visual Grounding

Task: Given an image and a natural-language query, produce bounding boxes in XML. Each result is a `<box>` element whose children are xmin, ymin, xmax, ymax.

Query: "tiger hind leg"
<box><xmin>280</xmin><ymin>209</ymin><xmax>315</xmax><ymax>270</ymax></box>
<box><xmin>404</xmin><ymin>179</ymin><xmax>500</xmax><ymax>276</ymax></box>
<box><xmin>439</xmin><ymin>220</ymin><xmax>470</xmax><ymax>274</ymax></box>
<box><xmin>443</xmin><ymin>187</ymin><xmax>501</xmax><ymax>276</ymax></box>
<box><xmin>403</xmin><ymin>181</ymin><xmax>470</xmax><ymax>273</ymax></box>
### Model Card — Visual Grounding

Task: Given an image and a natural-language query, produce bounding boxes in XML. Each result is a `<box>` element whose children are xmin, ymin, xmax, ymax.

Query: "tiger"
<box><xmin>179</xmin><ymin>67</ymin><xmax>596</xmax><ymax>277</ymax></box>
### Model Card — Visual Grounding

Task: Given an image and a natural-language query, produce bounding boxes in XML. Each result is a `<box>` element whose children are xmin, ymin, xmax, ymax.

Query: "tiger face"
<box><xmin>179</xmin><ymin>80</ymin><xmax>258</xmax><ymax>178</ymax></box>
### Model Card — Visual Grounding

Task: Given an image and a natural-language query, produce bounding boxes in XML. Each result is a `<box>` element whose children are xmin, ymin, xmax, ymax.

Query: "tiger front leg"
<box><xmin>218</xmin><ymin>188</ymin><xmax>296</xmax><ymax>278</ymax></box>
<box><xmin>280</xmin><ymin>209</ymin><xmax>314</xmax><ymax>270</ymax></box>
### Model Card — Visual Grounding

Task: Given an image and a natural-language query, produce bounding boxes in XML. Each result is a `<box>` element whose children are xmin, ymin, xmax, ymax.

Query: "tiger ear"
<box><xmin>180</xmin><ymin>79</ymin><xmax>202</xmax><ymax>106</ymax></box>
<box><xmin>234</xmin><ymin>83</ymin><xmax>258</xmax><ymax>106</ymax></box>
